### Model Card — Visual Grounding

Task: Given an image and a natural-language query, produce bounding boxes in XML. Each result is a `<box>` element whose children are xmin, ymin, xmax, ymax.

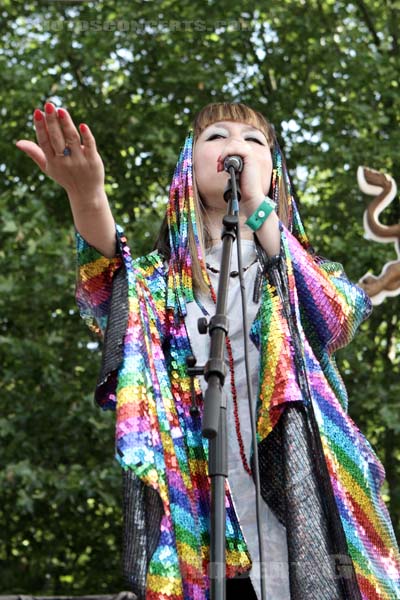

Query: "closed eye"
<box><xmin>246</xmin><ymin>137</ymin><xmax>265</xmax><ymax>145</ymax></box>
<box><xmin>206</xmin><ymin>133</ymin><xmax>265</xmax><ymax>145</ymax></box>
<box><xmin>206</xmin><ymin>133</ymin><xmax>225</xmax><ymax>141</ymax></box>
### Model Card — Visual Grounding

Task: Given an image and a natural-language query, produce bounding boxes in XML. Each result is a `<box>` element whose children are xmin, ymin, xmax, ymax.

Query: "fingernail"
<box><xmin>34</xmin><ymin>109</ymin><xmax>43</xmax><ymax>121</ymax></box>
<box><xmin>79</xmin><ymin>123</ymin><xmax>88</xmax><ymax>134</ymax></box>
<box><xmin>58</xmin><ymin>108</ymin><xmax>67</xmax><ymax>119</ymax></box>
<box><xmin>45</xmin><ymin>102</ymin><xmax>55</xmax><ymax>115</ymax></box>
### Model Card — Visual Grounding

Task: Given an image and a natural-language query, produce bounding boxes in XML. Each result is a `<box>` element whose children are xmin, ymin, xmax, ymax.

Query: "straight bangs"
<box><xmin>192</xmin><ymin>102</ymin><xmax>274</xmax><ymax>147</ymax></box>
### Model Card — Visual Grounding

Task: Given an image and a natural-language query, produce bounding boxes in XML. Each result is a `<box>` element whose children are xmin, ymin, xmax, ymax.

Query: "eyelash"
<box><xmin>248</xmin><ymin>137</ymin><xmax>264</xmax><ymax>145</ymax></box>
<box><xmin>206</xmin><ymin>134</ymin><xmax>224</xmax><ymax>140</ymax></box>
<box><xmin>206</xmin><ymin>133</ymin><xmax>264</xmax><ymax>145</ymax></box>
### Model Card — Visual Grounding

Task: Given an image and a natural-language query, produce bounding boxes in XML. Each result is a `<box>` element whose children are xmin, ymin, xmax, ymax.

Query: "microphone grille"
<box><xmin>223</xmin><ymin>155</ymin><xmax>243</xmax><ymax>173</ymax></box>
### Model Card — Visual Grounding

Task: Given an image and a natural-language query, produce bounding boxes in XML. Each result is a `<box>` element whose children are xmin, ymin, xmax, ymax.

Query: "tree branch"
<box><xmin>315</xmin><ymin>0</ymin><xmax>331</xmax><ymax>31</ymax></box>
<box><xmin>388</xmin><ymin>0</ymin><xmax>399</xmax><ymax>56</ymax></box>
<box><xmin>354</xmin><ymin>0</ymin><xmax>381</xmax><ymax>48</ymax></box>
<box><xmin>241</xmin><ymin>24</ymin><xmax>274</xmax><ymax>98</ymax></box>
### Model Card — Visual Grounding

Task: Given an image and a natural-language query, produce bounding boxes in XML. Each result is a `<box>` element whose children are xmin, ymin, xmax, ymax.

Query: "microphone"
<box><xmin>223</xmin><ymin>155</ymin><xmax>243</xmax><ymax>173</ymax></box>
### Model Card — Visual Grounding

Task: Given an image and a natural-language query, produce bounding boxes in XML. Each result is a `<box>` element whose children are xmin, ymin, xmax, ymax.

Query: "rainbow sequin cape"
<box><xmin>76</xmin><ymin>133</ymin><xmax>400</xmax><ymax>600</ymax></box>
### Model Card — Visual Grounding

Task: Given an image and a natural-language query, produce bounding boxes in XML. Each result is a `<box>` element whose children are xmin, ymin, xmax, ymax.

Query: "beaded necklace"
<box><xmin>209</xmin><ymin>283</ymin><xmax>253</xmax><ymax>477</ymax></box>
<box><xmin>206</xmin><ymin>257</ymin><xmax>257</xmax><ymax>278</ymax></box>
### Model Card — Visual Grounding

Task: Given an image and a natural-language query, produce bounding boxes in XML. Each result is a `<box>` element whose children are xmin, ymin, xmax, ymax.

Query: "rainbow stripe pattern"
<box><xmin>76</xmin><ymin>132</ymin><xmax>400</xmax><ymax>599</ymax></box>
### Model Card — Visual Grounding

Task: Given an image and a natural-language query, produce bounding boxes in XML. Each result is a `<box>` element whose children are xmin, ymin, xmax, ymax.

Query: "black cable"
<box><xmin>235</xmin><ymin>224</ymin><xmax>266</xmax><ymax>600</ymax></box>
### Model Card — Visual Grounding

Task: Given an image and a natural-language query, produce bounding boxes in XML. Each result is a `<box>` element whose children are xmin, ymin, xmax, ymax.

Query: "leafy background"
<box><xmin>1</xmin><ymin>0</ymin><xmax>399</xmax><ymax>593</ymax></box>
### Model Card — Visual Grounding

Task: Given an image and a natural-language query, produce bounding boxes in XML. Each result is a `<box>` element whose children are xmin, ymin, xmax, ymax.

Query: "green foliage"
<box><xmin>1</xmin><ymin>0</ymin><xmax>399</xmax><ymax>593</ymax></box>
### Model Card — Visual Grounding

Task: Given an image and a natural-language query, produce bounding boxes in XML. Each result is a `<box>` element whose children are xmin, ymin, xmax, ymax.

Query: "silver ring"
<box><xmin>55</xmin><ymin>147</ymin><xmax>71</xmax><ymax>157</ymax></box>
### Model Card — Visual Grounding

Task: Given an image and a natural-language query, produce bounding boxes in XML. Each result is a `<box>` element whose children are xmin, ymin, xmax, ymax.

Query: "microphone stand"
<box><xmin>187</xmin><ymin>162</ymin><xmax>241</xmax><ymax>600</ymax></box>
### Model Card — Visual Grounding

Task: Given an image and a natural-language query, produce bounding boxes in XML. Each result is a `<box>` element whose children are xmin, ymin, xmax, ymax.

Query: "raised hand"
<box><xmin>16</xmin><ymin>102</ymin><xmax>116</xmax><ymax>257</ymax></box>
<box><xmin>16</xmin><ymin>102</ymin><xmax>105</xmax><ymax>199</ymax></box>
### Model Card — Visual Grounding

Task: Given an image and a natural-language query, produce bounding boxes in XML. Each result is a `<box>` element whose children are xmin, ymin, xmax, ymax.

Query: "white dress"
<box><xmin>185</xmin><ymin>239</ymin><xmax>291</xmax><ymax>600</ymax></box>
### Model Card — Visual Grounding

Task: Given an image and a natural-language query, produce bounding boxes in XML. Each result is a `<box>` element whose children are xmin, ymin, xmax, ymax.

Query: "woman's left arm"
<box><xmin>282</xmin><ymin>225</ymin><xmax>372</xmax><ymax>353</ymax></box>
<box><xmin>248</xmin><ymin>204</ymin><xmax>372</xmax><ymax>353</ymax></box>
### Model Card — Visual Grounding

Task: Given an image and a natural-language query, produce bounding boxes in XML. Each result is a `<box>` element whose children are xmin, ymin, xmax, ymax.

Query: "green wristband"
<box><xmin>245</xmin><ymin>198</ymin><xmax>276</xmax><ymax>232</ymax></box>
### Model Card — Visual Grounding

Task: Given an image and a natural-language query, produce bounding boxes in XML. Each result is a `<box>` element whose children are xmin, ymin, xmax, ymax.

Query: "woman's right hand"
<box><xmin>16</xmin><ymin>102</ymin><xmax>105</xmax><ymax>201</ymax></box>
<box><xmin>16</xmin><ymin>102</ymin><xmax>117</xmax><ymax>257</ymax></box>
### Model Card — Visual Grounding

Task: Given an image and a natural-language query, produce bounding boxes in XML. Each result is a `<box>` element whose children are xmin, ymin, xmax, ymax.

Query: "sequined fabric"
<box><xmin>75</xmin><ymin>132</ymin><xmax>400</xmax><ymax>600</ymax></box>
<box><xmin>251</xmin><ymin>235</ymin><xmax>400</xmax><ymax>599</ymax></box>
<box><xmin>122</xmin><ymin>468</ymin><xmax>163</xmax><ymax>598</ymax></box>
<box><xmin>113</xmin><ymin>242</ymin><xmax>251</xmax><ymax>600</ymax></box>
<box><xmin>257</xmin><ymin>401</ymin><xmax>362</xmax><ymax>599</ymax></box>
<box><xmin>75</xmin><ymin>236</ymin><xmax>122</xmax><ymax>337</ymax></box>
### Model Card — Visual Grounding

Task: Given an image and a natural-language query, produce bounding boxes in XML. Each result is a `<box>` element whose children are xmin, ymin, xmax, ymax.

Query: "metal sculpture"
<box><xmin>357</xmin><ymin>166</ymin><xmax>400</xmax><ymax>305</ymax></box>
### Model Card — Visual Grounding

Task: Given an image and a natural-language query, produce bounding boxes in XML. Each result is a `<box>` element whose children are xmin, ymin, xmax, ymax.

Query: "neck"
<box><xmin>203</xmin><ymin>206</ymin><xmax>254</xmax><ymax>244</ymax></box>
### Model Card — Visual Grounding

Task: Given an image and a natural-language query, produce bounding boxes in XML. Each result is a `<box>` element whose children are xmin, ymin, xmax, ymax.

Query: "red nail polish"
<box><xmin>45</xmin><ymin>102</ymin><xmax>55</xmax><ymax>114</ymax></box>
<box><xmin>79</xmin><ymin>123</ymin><xmax>88</xmax><ymax>134</ymax></box>
<box><xmin>58</xmin><ymin>108</ymin><xmax>67</xmax><ymax>119</ymax></box>
<box><xmin>34</xmin><ymin>109</ymin><xmax>43</xmax><ymax>121</ymax></box>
